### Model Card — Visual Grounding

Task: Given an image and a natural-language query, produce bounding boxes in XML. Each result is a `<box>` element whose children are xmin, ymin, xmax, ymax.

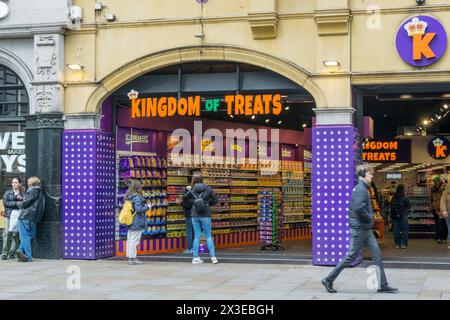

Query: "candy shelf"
<box><xmin>117</xmin><ymin>156</ymin><xmax>168</xmax><ymax>240</ymax></box>
<box><xmin>406</xmin><ymin>186</ymin><xmax>435</xmax><ymax>239</ymax></box>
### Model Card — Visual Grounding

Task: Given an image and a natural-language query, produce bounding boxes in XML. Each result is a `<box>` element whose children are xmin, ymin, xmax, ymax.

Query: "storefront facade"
<box><xmin>0</xmin><ymin>0</ymin><xmax>68</xmax><ymax>258</ymax></box>
<box><xmin>61</xmin><ymin>0</ymin><xmax>450</xmax><ymax>263</ymax></box>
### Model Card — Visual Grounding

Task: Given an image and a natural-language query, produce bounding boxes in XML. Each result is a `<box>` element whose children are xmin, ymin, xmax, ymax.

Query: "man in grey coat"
<box><xmin>321</xmin><ymin>164</ymin><xmax>398</xmax><ymax>293</ymax></box>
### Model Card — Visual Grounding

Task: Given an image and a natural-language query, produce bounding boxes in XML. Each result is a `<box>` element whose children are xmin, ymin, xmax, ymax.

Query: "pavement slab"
<box><xmin>0</xmin><ymin>260</ymin><xmax>450</xmax><ymax>300</ymax></box>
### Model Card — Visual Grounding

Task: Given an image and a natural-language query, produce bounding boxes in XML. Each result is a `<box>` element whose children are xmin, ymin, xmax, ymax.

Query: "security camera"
<box><xmin>416</xmin><ymin>0</ymin><xmax>425</xmax><ymax>5</ymax></box>
<box><xmin>105</xmin><ymin>13</ymin><xmax>116</xmax><ymax>22</ymax></box>
<box><xmin>69</xmin><ymin>5</ymin><xmax>83</xmax><ymax>23</ymax></box>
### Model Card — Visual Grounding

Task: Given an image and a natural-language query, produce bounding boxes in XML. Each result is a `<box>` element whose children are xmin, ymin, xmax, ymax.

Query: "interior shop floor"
<box><xmin>133</xmin><ymin>227</ymin><xmax>450</xmax><ymax>269</ymax></box>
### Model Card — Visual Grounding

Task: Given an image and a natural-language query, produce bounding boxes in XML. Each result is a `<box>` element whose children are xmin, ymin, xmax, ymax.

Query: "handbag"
<box><xmin>9</xmin><ymin>209</ymin><xmax>20</xmax><ymax>233</ymax></box>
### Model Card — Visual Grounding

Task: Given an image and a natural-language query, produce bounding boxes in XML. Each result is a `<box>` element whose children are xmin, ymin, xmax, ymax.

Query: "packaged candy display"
<box><xmin>230</xmin><ymin>195</ymin><xmax>258</xmax><ymax>202</ymax></box>
<box><xmin>167</xmin><ymin>176</ymin><xmax>189</xmax><ymax>185</ymax></box>
<box><xmin>211</xmin><ymin>203</ymin><xmax>231</xmax><ymax>211</ymax></box>
<box><xmin>230</xmin><ymin>188</ymin><xmax>258</xmax><ymax>195</ymax></box>
<box><xmin>281</xmin><ymin>160</ymin><xmax>308</xmax><ymax>229</ymax></box>
<box><xmin>230</xmin><ymin>204</ymin><xmax>258</xmax><ymax>211</ymax></box>
<box><xmin>118</xmin><ymin>156</ymin><xmax>168</xmax><ymax>240</ymax></box>
<box><xmin>202</xmin><ymin>169</ymin><xmax>230</xmax><ymax>177</ymax></box>
<box><xmin>406</xmin><ymin>186</ymin><xmax>434</xmax><ymax>238</ymax></box>
<box><xmin>231</xmin><ymin>171</ymin><xmax>258</xmax><ymax>178</ymax></box>
<box><xmin>217</xmin><ymin>194</ymin><xmax>231</xmax><ymax>202</ymax></box>
<box><xmin>231</xmin><ymin>180</ymin><xmax>258</xmax><ymax>187</ymax></box>
<box><xmin>203</xmin><ymin>178</ymin><xmax>231</xmax><ymax>186</ymax></box>
<box><xmin>258</xmin><ymin>191</ymin><xmax>284</xmax><ymax>251</ymax></box>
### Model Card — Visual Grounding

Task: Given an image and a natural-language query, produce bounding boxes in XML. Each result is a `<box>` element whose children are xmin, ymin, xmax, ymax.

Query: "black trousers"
<box><xmin>438</xmin><ymin>218</ymin><xmax>449</xmax><ymax>241</ymax></box>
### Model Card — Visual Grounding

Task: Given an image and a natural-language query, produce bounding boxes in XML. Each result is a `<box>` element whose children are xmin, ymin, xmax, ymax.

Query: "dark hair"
<box><xmin>394</xmin><ymin>184</ymin><xmax>405</xmax><ymax>197</ymax></box>
<box><xmin>11</xmin><ymin>177</ymin><xmax>22</xmax><ymax>184</ymax></box>
<box><xmin>191</xmin><ymin>174</ymin><xmax>203</xmax><ymax>186</ymax></box>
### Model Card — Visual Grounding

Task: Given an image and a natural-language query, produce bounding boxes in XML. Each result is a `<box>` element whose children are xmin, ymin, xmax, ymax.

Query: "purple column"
<box><xmin>62</xmin><ymin>130</ymin><xmax>115</xmax><ymax>260</ymax></box>
<box><xmin>312</xmin><ymin>126</ymin><xmax>362</xmax><ymax>266</ymax></box>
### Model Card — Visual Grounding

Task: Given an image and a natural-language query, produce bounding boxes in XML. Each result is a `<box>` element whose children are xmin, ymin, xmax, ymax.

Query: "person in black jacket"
<box><xmin>1</xmin><ymin>177</ymin><xmax>24</xmax><ymax>260</ymax></box>
<box><xmin>183</xmin><ymin>174</ymin><xmax>218</xmax><ymax>264</ymax></box>
<box><xmin>125</xmin><ymin>180</ymin><xmax>150</xmax><ymax>265</ymax></box>
<box><xmin>322</xmin><ymin>164</ymin><xmax>398</xmax><ymax>294</ymax></box>
<box><xmin>16</xmin><ymin>176</ymin><xmax>45</xmax><ymax>262</ymax></box>
<box><xmin>181</xmin><ymin>185</ymin><xmax>194</xmax><ymax>254</ymax></box>
<box><xmin>390</xmin><ymin>184</ymin><xmax>411</xmax><ymax>249</ymax></box>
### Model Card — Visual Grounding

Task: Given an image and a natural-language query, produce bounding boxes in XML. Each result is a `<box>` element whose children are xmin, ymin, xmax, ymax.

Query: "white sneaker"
<box><xmin>192</xmin><ymin>257</ymin><xmax>204</xmax><ymax>264</ymax></box>
<box><xmin>211</xmin><ymin>257</ymin><xmax>218</xmax><ymax>264</ymax></box>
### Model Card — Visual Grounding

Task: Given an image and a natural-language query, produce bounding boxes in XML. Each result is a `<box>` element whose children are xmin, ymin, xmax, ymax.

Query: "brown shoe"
<box><xmin>16</xmin><ymin>251</ymin><xmax>28</xmax><ymax>262</ymax></box>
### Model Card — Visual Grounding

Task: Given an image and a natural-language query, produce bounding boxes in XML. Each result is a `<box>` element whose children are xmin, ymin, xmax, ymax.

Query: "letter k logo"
<box><xmin>413</xmin><ymin>33</ymin><xmax>436</xmax><ymax>60</ymax></box>
<box><xmin>435</xmin><ymin>145</ymin><xmax>447</xmax><ymax>158</ymax></box>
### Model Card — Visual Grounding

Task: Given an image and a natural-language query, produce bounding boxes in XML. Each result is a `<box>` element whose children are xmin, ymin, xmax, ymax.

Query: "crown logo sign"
<box><xmin>127</xmin><ymin>89</ymin><xmax>139</xmax><ymax>100</ymax></box>
<box><xmin>433</xmin><ymin>138</ymin><xmax>444</xmax><ymax>147</ymax></box>
<box><xmin>404</xmin><ymin>17</ymin><xmax>428</xmax><ymax>37</ymax></box>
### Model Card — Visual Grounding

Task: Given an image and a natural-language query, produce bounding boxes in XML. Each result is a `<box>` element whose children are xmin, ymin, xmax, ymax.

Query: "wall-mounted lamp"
<box><xmin>323</xmin><ymin>60</ymin><xmax>340</xmax><ymax>67</ymax></box>
<box><xmin>66</xmin><ymin>64</ymin><xmax>84</xmax><ymax>71</ymax></box>
<box><xmin>323</xmin><ymin>60</ymin><xmax>341</xmax><ymax>73</ymax></box>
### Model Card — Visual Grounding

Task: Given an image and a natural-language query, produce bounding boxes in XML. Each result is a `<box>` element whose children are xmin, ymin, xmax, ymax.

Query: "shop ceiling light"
<box><xmin>444</xmin><ymin>104</ymin><xmax>449</xmax><ymax>109</ymax></box>
<box><xmin>278</xmin><ymin>120</ymin><xmax>282</xmax><ymax>124</ymax></box>
<box><xmin>66</xmin><ymin>64</ymin><xmax>84</xmax><ymax>71</ymax></box>
<box><xmin>302</xmin><ymin>124</ymin><xmax>307</xmax><ymax>128</ymax></box>
<box><xmin>400</xmin><ymin>94</ymin><xmax>413</xmax><ymax>99</ymax></box>
<box><xmin>285</xmin><ymin>106</ymin><xmax>290</xmax><ymax>111</ymax></box>
<box><xmin>251</xmin><ymin>115</ymin><xmax>256</xmax><ymax>120</ymax></box>
<box><xmin>230</xmin><ymin>114</ymin><xmax>234</xmax><ymax>118</ymax></box>
<box><xmin>265</xmin><ymin>119</ymin><xmax>270</xmax><ymax>123</ymax></box>
<box><xmin>423</xmin><ymin>120</ymin><xmax>429</xmax><ymax>125</ymax></box>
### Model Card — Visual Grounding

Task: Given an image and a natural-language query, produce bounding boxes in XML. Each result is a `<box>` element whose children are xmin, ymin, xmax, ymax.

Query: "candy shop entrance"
<box><xmin>108</xmin><ymin>62</ymin><xmax>316</xmax><ymax>259</ymax></box>
<box><xmin>356</xmin><ymin>84</ymin><xmax>450</xmax><ymax>262</ymax></box>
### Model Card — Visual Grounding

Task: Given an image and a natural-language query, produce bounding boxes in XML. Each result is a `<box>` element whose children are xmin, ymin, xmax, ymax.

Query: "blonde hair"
<box><xmin>28</xmin><ymin>176</ymin><xmax>41</xmax><ymax>187</ymax></box>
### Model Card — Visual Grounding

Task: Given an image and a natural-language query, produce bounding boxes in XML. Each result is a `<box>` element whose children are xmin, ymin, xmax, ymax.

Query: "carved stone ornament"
<box><xmin>36</xmin><ymin>117</ymin><xmax>64</xmax><ymax>128</ymax></box>
<box><xmin>35</xmin><ymin>35</ymin><xmax>57</xmax><ymax>80</ymax></box>
<box><xmin>32</xmin><ymin>85</ymin><xmax>64</xmax><ymax>114</ymax></box>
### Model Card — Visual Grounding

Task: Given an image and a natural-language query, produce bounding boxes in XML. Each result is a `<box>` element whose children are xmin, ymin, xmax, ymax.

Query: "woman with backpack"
<box><xmin>389</xmin><ymin>184</ymin><xmax>411</xmax><ymax>249</ymax></box>
<box><xmin>16</xmin><ymin>176</ymin><xmax>45</xmax><ymax>262</ymax></box>
<box><xmin>2</xmin><ymin>177</ymin><xmax>24</xmax><ymax>260</ymax></box>
<box><xmin>184</xmin><ymin>174</ymin><xmax>218</xmax><ymax>264</ymax></box>
<box><xmin>125</xmin><ymin>180</ymin><xmax>150</xmax><ymax>265</ymax></box>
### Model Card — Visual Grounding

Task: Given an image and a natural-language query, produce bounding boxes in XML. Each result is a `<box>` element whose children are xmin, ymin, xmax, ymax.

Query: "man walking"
<box><xmin>321</xmin><ymin>164</ymin><xmax>398</xmax><ymax>293</ymax></box>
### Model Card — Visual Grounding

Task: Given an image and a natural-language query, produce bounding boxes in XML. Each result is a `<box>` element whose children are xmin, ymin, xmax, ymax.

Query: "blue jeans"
<box><xmin>326</xmin><ymin>228</ymin><xmax>388</xmax><ymax>289</ymax></box>
<box><xmin>18</xmin><ymin>219</ymin><xmax>37</xmax><ymax>261</ymax></box>
<box><xmin>185</xmin><ymin>216</ymin><xmax>194</xmax><ymax>250</ymax></box>
<box><xmin>192</xmin><ymin>217</ymin><xmax>215</xmax><ymax>258</ymax></box>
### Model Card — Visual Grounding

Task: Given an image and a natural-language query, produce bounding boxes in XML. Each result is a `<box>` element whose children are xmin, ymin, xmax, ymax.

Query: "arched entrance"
<box><xmin>108</xmin><ymin>61</ymin><xmax>316</xmax><ymax>257</ymax></box>
<box><xmin>62</xmin><ymin>46</ymin><xmax>329</xmax><ymax>260</ymax></box>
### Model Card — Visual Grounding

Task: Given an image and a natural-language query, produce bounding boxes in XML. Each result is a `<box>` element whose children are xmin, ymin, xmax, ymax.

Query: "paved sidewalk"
<box><xmin>0</xmin><ymin>258</ymin><xmax>449</xmax><ymax>300</ymax></box>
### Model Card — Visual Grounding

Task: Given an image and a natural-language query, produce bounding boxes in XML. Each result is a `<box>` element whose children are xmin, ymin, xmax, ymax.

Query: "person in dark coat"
<box><xmin>389</xmin><ymin>184</ymin><xmax>411</xmax><ymax>249</ymax></box>
<box><xmin>321</xmin><ymin>164</ymin><xmax>398</xmax><ymax>294</ymax></box>
<box><xmin>2</xmin><ymin>177</ymin><xmax>24</xmax><ymax>259</ymax></box>
<box><xmin>125</xmin><ymin>180</ymin><xmax>150</xmax><ymax>265</ymax></box>
<box><xmin>183</xmin><ymin>174</ymin><xmax>218</xmax><ymax>264</ymax></box>
<box><xmin>16</xmin><ymin>176</ymin><xmax>45</xmax><ymax>262</ymax></box>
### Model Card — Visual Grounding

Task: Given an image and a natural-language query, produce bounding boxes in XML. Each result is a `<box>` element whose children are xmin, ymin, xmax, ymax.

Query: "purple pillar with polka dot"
<box><xmin>312</xmin><ymin>126</ymin><xmax>362</xmax><ymax>266</ymax></box>
<box><xmin>62</xmin><ymin>131</ymin><xmax>116</xmax><ymax>260</ymax></box>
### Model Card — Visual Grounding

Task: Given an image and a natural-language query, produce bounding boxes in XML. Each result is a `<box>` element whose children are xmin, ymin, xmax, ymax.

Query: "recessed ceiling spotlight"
<box><xmin>265</xmin><ymin>119</ymin><xmax>270</xmax><ymax>123</ymax></box>
<box><xmin>230</xmin><ymin>115</ymin><xmax>234</xmax><ymax>118</ymax></box>
<box><xmin>302</xmin><ymin>124</ymin><xmax>307</xmax><ymax>128</ymax></box>
<box><xmin>278</xmin><ymin>120</ymin><xmax>282</xmax><ymax>124</ymax></box>
<box><xmin>285</xmin><ymin>106</ymin><xmax>290</xmax><ymax>111</ymax></box>
<box><xmin>251</xmin><ymin>115</ymin><xmax>256</xmax><ymax>120</ymax></box>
